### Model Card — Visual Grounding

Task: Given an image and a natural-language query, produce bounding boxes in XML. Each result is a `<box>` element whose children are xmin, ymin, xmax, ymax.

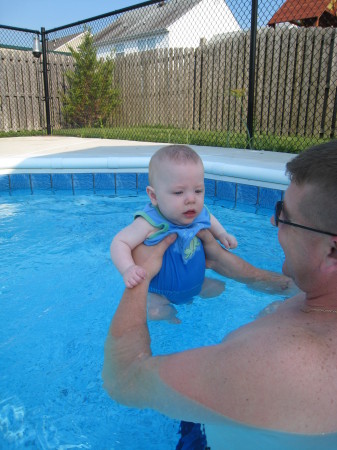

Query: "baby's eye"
<box><xmin>195</xmin><ymin>189</ymin><xmax>204</xmax><ymax>194</ymax></box>
<box><xmin>173</xmin><ymin>191</ymin><xmax>183</xmax><ymax>195</ymax></box>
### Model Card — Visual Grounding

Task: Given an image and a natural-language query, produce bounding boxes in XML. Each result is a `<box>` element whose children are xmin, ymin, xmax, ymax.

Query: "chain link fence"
<box><xmin>1</xmin><ymin>0</ymin><xmax>336</xmax><ymax>152</ymax></box>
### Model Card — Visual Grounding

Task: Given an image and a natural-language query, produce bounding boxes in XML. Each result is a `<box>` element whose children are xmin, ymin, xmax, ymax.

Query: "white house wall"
<box><xmin>96</xmin><ymin>34</ymin><xmax>169</xmax><ymax>58</ymax></box>
<box><xmin>168</xmin><ymin>0</ymin><xmax>240</xmax><ymax>48</ymax></box>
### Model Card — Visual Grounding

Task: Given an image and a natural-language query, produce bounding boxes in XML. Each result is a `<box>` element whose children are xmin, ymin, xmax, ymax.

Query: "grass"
<box><xmin>1</xmin><ymin>126</ymin><xmax>331</xmax><ymax>154</ymax></box>
<box><xmin>0</xmin><ymin>130</ymin><xmax>48</xmax><ymax>138</ymax></box>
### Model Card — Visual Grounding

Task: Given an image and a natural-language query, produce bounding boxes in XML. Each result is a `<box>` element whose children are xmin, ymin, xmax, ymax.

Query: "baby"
<box><xmin>111</xmin><ymin>145</ymin><xmax>237</xmax><ymax>322</ymax></box>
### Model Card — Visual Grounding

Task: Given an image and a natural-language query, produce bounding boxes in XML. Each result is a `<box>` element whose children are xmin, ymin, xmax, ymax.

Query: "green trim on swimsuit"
<box><xmin>134</xmin><ymin>209</ymin><xmax>169</xmax><ymax>240</ymax></box>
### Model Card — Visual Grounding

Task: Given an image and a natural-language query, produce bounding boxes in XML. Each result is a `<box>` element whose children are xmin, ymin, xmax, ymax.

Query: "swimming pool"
<box><xmin>0</xmin><ymin>189</ymin><xmax>288</xmax><ymax>449</ymax></box>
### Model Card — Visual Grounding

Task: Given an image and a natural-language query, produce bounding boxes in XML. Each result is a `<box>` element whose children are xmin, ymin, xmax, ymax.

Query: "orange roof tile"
<box><xmin>268</xmin><ymin>0</ymin><xmax>335</xmax><ymax>25</ymax></box>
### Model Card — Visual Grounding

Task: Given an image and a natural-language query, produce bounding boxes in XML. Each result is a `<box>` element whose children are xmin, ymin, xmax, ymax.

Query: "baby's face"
<box><xmin>149</xmin><ymin>160</ymin><xmax>205</xmax><ymax>226</ymax></box>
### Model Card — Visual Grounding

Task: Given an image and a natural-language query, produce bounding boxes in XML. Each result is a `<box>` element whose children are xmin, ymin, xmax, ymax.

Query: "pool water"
<box><xmin>0</xmin><ymin>193</ymin><xmax>286</xmax><ymax>449</ymax></box>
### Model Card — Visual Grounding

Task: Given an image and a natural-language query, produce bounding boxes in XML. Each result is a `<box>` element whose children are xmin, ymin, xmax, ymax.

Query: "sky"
<box><xmin>1</xmin><ymin>0</ymin><xmax>146</xmax><ymax>31</ymax></box>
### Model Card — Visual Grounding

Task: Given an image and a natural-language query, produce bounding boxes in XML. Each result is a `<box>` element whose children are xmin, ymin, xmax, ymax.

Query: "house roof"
<box><xmin>47</xmin><ymin>32</ymin><xmax>84</xmax><ymax>51</ymax></box>
<box><xmin>94</xmin><ymin>0</ymin><xmax>204</xmax><ymax>44</ymax></box>
<box><xmin>268</xmin><ymin>0</ymin><xmax>337</xmax><ymax>27</ymax></box>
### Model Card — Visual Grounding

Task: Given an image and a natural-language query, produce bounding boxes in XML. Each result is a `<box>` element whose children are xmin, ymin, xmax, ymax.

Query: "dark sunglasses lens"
<box><xmin>275</xmin><ymin>201</ymin><xmax>282</xmax><ymax>226</ymax></box>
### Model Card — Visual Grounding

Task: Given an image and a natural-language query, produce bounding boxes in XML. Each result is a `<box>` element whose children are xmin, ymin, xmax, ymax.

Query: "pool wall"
<box><xmin>0</xmin><ymin>172</ymin><xmax>283</xmax><ymax>214</ymax></box>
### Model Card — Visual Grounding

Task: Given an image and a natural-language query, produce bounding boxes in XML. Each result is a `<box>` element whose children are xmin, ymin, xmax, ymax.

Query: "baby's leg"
<box><xmin>147</xmin><ymin>293</ymin><xmax>181</xmax><ymax>324</ymax></box>
<box><xmin>200</xmin><ymin>277</ymin><xmax>226</xmax><ymax>299</ymax></box>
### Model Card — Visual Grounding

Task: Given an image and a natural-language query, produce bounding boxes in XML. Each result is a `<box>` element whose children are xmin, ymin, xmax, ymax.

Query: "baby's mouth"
<box><xmin>183</xmin><ymin>210</ymin><xmax>196</xmax><ymax>217</ymax></box>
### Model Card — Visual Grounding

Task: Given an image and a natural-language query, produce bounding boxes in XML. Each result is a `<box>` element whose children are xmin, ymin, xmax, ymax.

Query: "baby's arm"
<box><xmin>110</xmin><ymin>217</ymin><xmax>155</xmax><ymax>288</ymax></box>
<box><xmin>209</xmin><ymin>214</ymin><xmax>238</xmax><ymax>249</ymax></box>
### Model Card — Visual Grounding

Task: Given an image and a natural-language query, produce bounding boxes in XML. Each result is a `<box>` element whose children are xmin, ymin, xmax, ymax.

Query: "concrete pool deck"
<box><xmin>0</xmin><ymin>136</ymin><xmax>295</xmax><ymax>189</ymax></box>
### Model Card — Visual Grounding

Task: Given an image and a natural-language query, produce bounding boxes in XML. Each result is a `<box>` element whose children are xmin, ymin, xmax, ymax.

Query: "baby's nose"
<box><xmin>185</xmin><ymin>192</ymin><xmax>195</xmax><ymax>203</ymax></box>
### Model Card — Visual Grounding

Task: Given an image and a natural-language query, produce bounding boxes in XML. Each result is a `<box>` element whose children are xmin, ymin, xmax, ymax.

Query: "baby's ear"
<box><xmin>146</xmin><ymin>186</ymin><xmax>158</xmax><ymax>205</ymax></box>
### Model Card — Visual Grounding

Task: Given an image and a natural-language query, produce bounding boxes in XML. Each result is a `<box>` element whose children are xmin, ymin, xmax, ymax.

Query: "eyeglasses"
<box><xmin>274</xmin><ymin>201</ymin><xmax>336</xmax><ymax>237</ymax></box>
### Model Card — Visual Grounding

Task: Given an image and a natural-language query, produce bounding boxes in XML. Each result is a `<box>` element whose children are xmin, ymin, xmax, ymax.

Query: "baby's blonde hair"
<box><xmin>148</xmin><ymin>145</ymin><xmax>203</xmax><ymax>186</ymax></box>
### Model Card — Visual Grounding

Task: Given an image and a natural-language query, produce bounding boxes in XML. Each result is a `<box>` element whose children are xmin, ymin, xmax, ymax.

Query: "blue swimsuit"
<box><xmin>134</xmin><ymin>204</ymin><xmax>211</xmax><ymax>304</ymax></box>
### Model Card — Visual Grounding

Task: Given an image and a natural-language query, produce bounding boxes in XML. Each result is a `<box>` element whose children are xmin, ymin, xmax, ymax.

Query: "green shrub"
<box><xmin>61</xmin><ymin>31</ymin><xmax>119</xmax><ymax>128</ymax></box>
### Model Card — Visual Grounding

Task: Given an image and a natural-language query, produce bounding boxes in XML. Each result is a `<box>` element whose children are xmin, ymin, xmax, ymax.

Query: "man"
<box><xmin>102</xmin><ymin>142</ymin><xmax>337</xmax><ymax>449</ymax></box>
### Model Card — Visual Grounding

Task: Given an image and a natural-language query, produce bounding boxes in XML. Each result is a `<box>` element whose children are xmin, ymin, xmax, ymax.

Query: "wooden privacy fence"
<box><xmin>0</xmin><ymin>48</ymin><xmax>75</xmax><ymax>132</ymax></box>
<box><xmin>113</xmin><ymin>26</ymin><xmax>337</xmax><ymax>138</ymax></box>
<box><xmin>1</xmin><ymin>26</ymin><xmax>336</xmax><ymax>139</ymax></box>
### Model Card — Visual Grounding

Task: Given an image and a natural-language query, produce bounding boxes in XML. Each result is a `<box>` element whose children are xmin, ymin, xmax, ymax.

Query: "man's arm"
<box><xmin>103</xmin><ymin>235</ymin><xmax>236</xmax><ymax>422</ymax></box>
<box><xmin>198</xmin><ymin>229</ymin><xmax>298</xmax><ymax>294</ymax></box>
<box><xmin>102</xmin><ymin>236</ymin><xmax>309</xmax><ymax>432</ymax></box>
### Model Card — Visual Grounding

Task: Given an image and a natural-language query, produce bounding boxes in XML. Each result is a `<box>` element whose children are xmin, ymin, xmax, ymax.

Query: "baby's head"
<box><xmin>148</xmin><ymin>145</ymin><xmax>203</xmax><ymax>187</ymax></box>
<box><xmin>147</xmin><ymin>145</ymin><xmax>205</xmax><ymax>225</ymax></box>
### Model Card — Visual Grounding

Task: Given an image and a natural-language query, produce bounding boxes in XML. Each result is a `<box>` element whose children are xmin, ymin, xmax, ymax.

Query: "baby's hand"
<box><xmin>123</xmin><ymin>264</ymin><xmax>147</xmax><ymax>288</ymax></box>
<box><xmin>218</xmin><ymin>232</ymin><xmax>238</xmax><ymax>249</ymax></box>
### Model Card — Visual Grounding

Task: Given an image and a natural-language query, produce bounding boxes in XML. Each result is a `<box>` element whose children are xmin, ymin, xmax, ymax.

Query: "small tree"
<box><xmin>61</xmin><ymin>31</ymin><xmax>119</xmax><ymax>127</ymax></box>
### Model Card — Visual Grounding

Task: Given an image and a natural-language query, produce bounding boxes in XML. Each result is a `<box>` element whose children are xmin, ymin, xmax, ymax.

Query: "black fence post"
<box><xmin>247</xmin><ymin>0</ymin><xmax>258</xmax><ymax>149</ymax></box>
<box><xmin>41</xmin><ymin>27</ymin><xmax>52</xmax><ymax>135</ymax></box>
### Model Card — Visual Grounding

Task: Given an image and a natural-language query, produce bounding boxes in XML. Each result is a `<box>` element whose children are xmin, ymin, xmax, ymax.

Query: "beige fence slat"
<box><xmin>160</xmin><ymin>48</ymin><xmax>169</xmax><ymax>126</ymax></box>
<box><xmin>280</xmin><ymin>28</ymin><xmax>298</xmax><ymax>136</ymax></box>
<box><xmin>221</xmin><ymin>34</ymin><xmax>233</xmax><ymax>133</ymax></box>
<box><xmin>324</xmin><ymin>29</ymin><xmax>337</xmax><ymax>138</ymax></box>
<box><xmin>173</xmin><ymin>48</ymin><xmax>180</xmax><ymax>127</ymax></box>
<box><xmin>6</xmin><ymin>50</ymin><xmax>19</xmax><ymax>131</ymax></box>
<box><xmin>210</xmin><ymin>42</ymin><xmax>217</xmax><ymax>132</ymax></box>
<box><xmin>304</xmin><ymin>29</ymin><xmax>323</xmax><ymax>136</ymax></box>
<box><xmin>204</xmin><ymin>44</ymin><xmax>214</xmax><ymax>131</ymax></box>
<box><xmin>15</xmin><ymin>51</ymin><xmax>27</xmax><ymax>130</ymax></box>
<box><xmin>26</xmin><ymin>55</ymin><xmax>40</xmax><ymax>130</ymax></box>
<box><xmin>145</xmin><ymin>50</ymin><xmax>152</xmax><ymax>125</ymax></box>
<box><xmin>189</xmin><ymin>47</ymin><xmax>195</xmax><ymax>130</ymax></box>
<box><xmin>270</xmin><ymin>28</ymin><xmax>284</xmax><ymax>135</ymax></box>
<box><xmin>259</xmin><ymin>28</ymin><xmax>274</xmax><ymax>134</ymax></box>
<box><xmin>243</xmin><ymin>31</ymin><xmax>250</xmax><ymax>136</ymax></box>
<box><xmin>181</xmin><ymin>48</ymin><xmax>189</xmax><ymax>129</ymax></box>
<box><xmin>297</xmin><ymin>29</ymin><xmax>315</xmax><ymax>136</ymax></box>
<box><xmin>166</xmin><ymin>48</ymin><xmax>172</xmax><ymax>127</ymax></box>
<box><xmin>216</xmin><ymin>41</ymin><xmax>225</xmax><ymax>131</ymax></box>
<box><xmin>49</xmin><ymin>53</ymin><xmax>59</xmax><ymax>128</ymax></box>
<box><xmin>0</xmin><ymin>49</ymin><xmax>12</xmax><ymax>131</ymax></box>
<box><xmin>314</xmin><ymin>29</ymin><xmax>331</xmax><ymax>136</ymax></box>
<box><xmin>150</xmin><ymin>49</ymin><xmax>156</xmax><ymax>125</ymax></box>
<box><xmin>175</xmin><ymin>47</ymin><xmax>182</xmax><ymax>127</ymax></box>
<box><xmin>21</xmin><ymin>52</ymin><xmax>33</xmax><ymax>130</ymax></box>
<box><xmin>130</xmin><ymin>52</ymin><xmax>139</xmax><ymax>127</ymax></box>
<box><xmin>235</xmin><ymin>32</ymin><xmax>248</xmax><ymax>134</ymax></box>
<box><xmin>182</xmin><ymin>48</ymin><xmax>190</xmax><ymax>129</ymax></box>
<box><xmin>229</xmin><ymin>33</ymin><xmax>241</xmax><ymax>133</ymax></box>
<box><xmin>153</xmin><ymin>48</ymin><xmax>161</xmax><ymax>125</ymax></box>
<box><xmin>181</xmin><ymin>47</ymin><xmax>189</xmax><ymax>128</ymax></box>
<box><xmin>274</xmin><ymin>29</ymin><xmax>289</xmax><ymax>136</ymax></box>
<box><xmin>289</xmin><ymin>29</ymin><xmax>305</xmax><ymax>135</ymax></box>
<box><xmin>312</xmin><ymin>29</ymin><xmax>327</xmax><ymax>136</ymax></box>
<box><xmin>254</xmin><ymin>29</ymin><xmax>267</xmax><ymax>134</ymax></box>
<box><xmin>199</xmin><ymin>41</ymin><xmax>209</xmax><ymax>131</ymax></box>
<box><xmin>121</xmin><ymin>55</ymin><xmax>129</xmax><ymax>126</ymax></box>
<box><xmin>193</xmin><ymin>46</ymin><xmax>201</xmax><ymax>130</ymax></box>
<box><xmin>141</xmin><ymin>51</ymin><xmax>147</xmax><ymax>125</ymax></box>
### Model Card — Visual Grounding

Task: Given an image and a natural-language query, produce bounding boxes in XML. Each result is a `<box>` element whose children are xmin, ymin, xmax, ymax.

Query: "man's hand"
<box><xmin>132</xmin><ymin>234</ymin><xmax>177</xmax><ymax>281</ymax></box>
<box><xmin>197</xmin><ymin>229</ymin><xmax>223</xmax><ymax>269</ymax></box>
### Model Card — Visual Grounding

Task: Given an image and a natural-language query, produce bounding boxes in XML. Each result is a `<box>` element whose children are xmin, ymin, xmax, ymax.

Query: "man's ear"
<box><xmin>322</xmin><ymin>237</ymin><xmax>337</xmax><ymax>274</ymax></box>
<box><xmin>146</xmin><ymin>186</ymin><xmax>158</xmax><ymax>205</ymax></box>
